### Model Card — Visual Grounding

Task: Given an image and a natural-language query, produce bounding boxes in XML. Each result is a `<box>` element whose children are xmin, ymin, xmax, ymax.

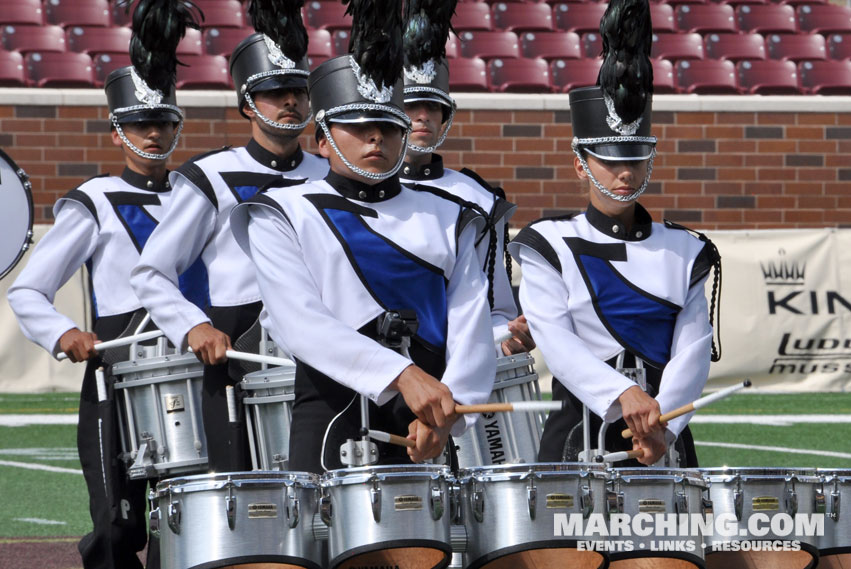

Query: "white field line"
<box><xmin>13</xmin><ymin>518</ymin><xmax>67</xmax><ymax>525</ymax></box>
<box><xmin>0</xmin><ymin>459</ymin><xmax>82</xmax><ymax>475</ymax></box>
<box><xmin>0</xmin><ymin>414</ymin><xmax>77</xmax><ymax>426</ymax></box>
<box><xmin>694</xmin><ymin>441</ymin><xmax>851</xmax><ymax>460</ymax></box>
<box><xmin>691</xmin><ymin>414</ymin><xmax>851</xmax><ymax>426</ymax></box>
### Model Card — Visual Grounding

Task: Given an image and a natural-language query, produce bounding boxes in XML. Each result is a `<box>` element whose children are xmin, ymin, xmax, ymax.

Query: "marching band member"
<box><xmin>508</xmin><ymin>0</ymin><xmax>721</xmax><ymax>467</ymax></box>
<box><xmin>130</xmin><ymin>0</ymin><xmax>328</xmax><ymax>472</ymax></box>
<box><xmin>230</xmin><ymin>0</ymin><xmax>496</xmax><ymax>474</ymax></box>
<box><xmin>398</xmin><ymin>0</ymin><xmax>534</xmax><ymax>356</ymax></box>
<box><xmin>6</xmin><ymin>1</ymin><xmax>200</xmax><ymax>566</ymax></box>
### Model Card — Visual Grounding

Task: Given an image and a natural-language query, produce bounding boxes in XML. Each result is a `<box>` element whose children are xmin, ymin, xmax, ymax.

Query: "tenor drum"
<box><xmin>152</xmin><ymin>471</ymin><xmax>324</xmax><ymax>569</ymax></box>
<box><xmin>459</xmin><ymin>462</ymin><xmax>609</xmax><ymax>569</ymax></box>
<box><xmin>113</xmin><ymin>352</ymin><xmax>207</xmax><ymax>479</ymax></box>
<box><xmin>321</xmin><ymin>464</ymin><xmax>453</xmax><ymax>569</ymax></box>
<box><xmin>607</xmin><ymin>468</ymin><xmax>710</xmax><ymax>569</ymax></box>
<box><xmin>242</xmin><ymin>364</ymin><xmax>297</xmax><ymax>471</ymax></box>
<box><xmin>0</xmin><ymin>148</ymin><xmax>33</xmax><ymax>279</ymax></box>
<box><xmin>454</xmin><ymin>352</ymin><xmax>544</xmax><ymax>468</ymax></box>
<box><xmin>701</xmin><ymin>468</ymin><xmax>822</xmax><ymax>569</ymax></box>
<box><xmin>818</xmin><ymin>469</ymin><xmax>851</xmax><ymax>569</ymax></box>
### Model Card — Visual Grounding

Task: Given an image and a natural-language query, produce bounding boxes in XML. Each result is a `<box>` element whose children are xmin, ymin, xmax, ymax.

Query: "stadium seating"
<box><xmin>445</xmin><ymin>32</ymin><xmax>460</xmax><ymax>59</ymax></box>
<box><xmin>308</xmin><ymin>29</ymin><xmax>334</xmax><ymax>59</ymax></box>
<box><xmin>488</xmin><ymin>57</ymin><xmax>552</xmax><ymax>92</ymax></box>
<box><xmin>203</xmin><ymin>27</ymin><xmax>253</xmax><ymax>58</ymax></box>
<box><xmin>492</xmin><ymin>3</ymin><xmax>554</xmax><ymax>33</ymax></box>
<box><xmin>704</xmin><ymin>32</ymin><xmax>766</xmax><ymax>62</ymax></box>
<box><xmin>448</xmin><ymin>57</ymin><xmax>490</xmax><ymax>92</ymax></box>
<box><xmin>175</xmin><ymin>54</ymin><xmax>230</xmax><ymax>89</ymax></box>
<box><xmin>652</xmin><ymin>57</ymin><xmax>678</xmax><ymax>93</ymax></box>
<box><xmin>177</xmin><ymin>28</ymin><xmax>204</xmax><ymax>57</ymax></box>
<box><xmin>798</xmin><ymin>59</ymin><xmax>851</xmax><ymax>94</ymax></box>
<box><xmin>553</xmin><ymin>3</ymin><xmax>608</xmax><ymax>34</ymax></box>
<box><xmin>45</xmin><ymin>0</ymin><xmax>110</xmax><ymax>29</ymax></box>
<box><xmin>675</xmin><ymin>4</ymin><xmax>737</xmax><ymax>34</ymax></box>
<box><xmin>520</xmin><ymin>31</ymin><xmax>582</xmax><ymax>60</ymax></box>
<box><xmin>66</xmin><ymin>26</ymin><xmax>131</xmax><ymax>56</ymax></box>
<box><xmin>651</xmin><ymin>33</ymin><xmax>705</xmax><ymax>60</ymax></box>
<box><xmin>460</xmin><ymin>31</ymin><xmax>521</xmax><ymax>60</ymax></box>
<box><xmin>676</xmin><ymin>59</ymin><xmax>739</xmax><ymax>93</ymax></box>
<box><xmin>582</xmin><ymin>32</ymin><xmax>602</xmax><ymax>58</ymax></box>
<box><xmin>331</xmin><ymin>30</ymin><xmax>350</xmax><ymax>57</ymax></box>
<box><xmin>736</xmin><ymin>5</ymin><xmax>797</xmax><ymax>35</ymax></box>
<box><xmin>304</xmin><ymin>1</ymin><xmax>352</xmax><ymax>32</ymax></box>
<box><xmin>650</xmin><ymin>3</ymin><xmax>676</xmax><ymax>34</ymax></box>
<box><xmin>827</xmin><ymin>33</ymin><xmax>851</xmax><ymax>61</ymax></box>
<box><xmin>765</xmin><ymin>33</ymin><xmax>827</xmax><ymax>63</ymax></box>
<box><xmin>193</xmin><ymin>0</ymin><xmax>245</xmax><ymax>29</ymax></box>
<box><xmin>797</xmin><ymin>4</ymin><xmax>851</xmax><ymax>35</ymax></box>
<box><xmin>110</xmin><ymin>0</ymin><xmax>136</xmax><ymax>27</ymax></box>
<box><xmin>92</xmin><ymin>52</ymin><xmax>130</xmax><ymax>87</ymax></box>
<box><xmin>453</xmin><ymin>3</ymin><xmax>494</xmax><ymax>32</ymax></box>
<box><xmin>737</xmin><ymin>59</ymin><xmax>802</xmax><ymax>94</ymax></box>
<box><xmin>2</xmin><ymin>25</ymin><xmax>67</xmax><ymax>54</ymax></box>
<box><xmin>0</xmin><ymin>0</ymin><xmax>44</xmax><ymax>27</ymax></box>
<box><xmin>550</xmin><ymin>57</ymin><xmax>600</xmax><ymax>93</ymax></box>
<box><xmin>0</xmin><ymin>49</ymin><xmax>26</xmax><ymax>87</ymax></box>
<box><xmin>25</xmin><ymin>51</ymin><xmax>94</xmax><ymax>88</ymax></box>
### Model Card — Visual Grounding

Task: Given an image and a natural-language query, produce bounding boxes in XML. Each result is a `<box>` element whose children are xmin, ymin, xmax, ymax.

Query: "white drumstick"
<box><xmin>188</xmin><ymin>347</ymin><xmax>295</xmax><ymax>367</ymax></box>
<box><xmin>57</xmin><ymin>330</ymin><xmax>164</xmax><ymax>361</ymax></box>
<box><xmin>95</xmin><ymin>367</ymin><xmax>108</xmax><ymax>402</ymax></box>
<box><xmin>596</xmin><ymin>449</ymin><xmax>644</xmax><ymax>463</ymax></box>
<box><xmin>368</xmin><ymin>429</ymin><xmax>415</xmax><ymax>448</ymax></box>
<box><xmin>226</xmin><ymin>385</ymin><xmax>238</xmax><ymax>423</ymax></box>
<box><xmin>455</xmin><ymin>400</ymin><xmax>565</xmax><ymax>414</ymax></box>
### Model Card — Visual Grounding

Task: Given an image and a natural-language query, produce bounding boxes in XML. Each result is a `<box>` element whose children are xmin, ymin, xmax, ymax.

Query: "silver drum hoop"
<box><xmin>0</xmin><ymin>148</ymin><xmax>33</xmax><ymax>279</ymax></box>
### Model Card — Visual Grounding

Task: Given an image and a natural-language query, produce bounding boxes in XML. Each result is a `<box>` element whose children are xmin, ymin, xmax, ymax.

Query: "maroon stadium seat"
<box><xmin>553</xmin><ymin>3</ymin><xmax>608</xmax><ymax>34</ymax></box>
<box><xmin>2</xmin><ymin>25</ymin><xmax>67</xmax><ymax>54</ymax></box>
<box><xmin>492</xmin><ymin>3</ymin><xmax>554</xmax><ymax>33</ymax></box>
<box><xmin>651</xmin><ymin>33</ymin><xmax>705</xmax><ymax>60</ymax></box>
<box><xmin>549</xmin><ymin>57</ymin><xmax>600</xmax><ymax>93</ymax></box>
<box><xmin>453</xmin><ymin>3</ymin><xmax>494</xmax><ymax>32</ymax></box>
<box><xmin>307</xmin><ymin>29</ymin><xmax>334</xmax><ymax>59</ymax></box>
<box><xmin>25</xmin><ymin>51</ymin><xmax>94</xmax><ymax>88</ymax></box>
<box><xmin>175</xmin><ymin>54</ymin><xmax>230</xmax><ymax>89</ymax></box>
<box><xmin>446</xmin><ymin>32</ymin><xmax>460</xmax><ymax>59</ymax></box>
<box><xmin>46</xmin><ymin>0</ymin><xmax>111</xmax><ymax>28</ymax></box>
<box><xmin>676</xmin><ymin>59</ymin><xmax>739</xmax><ymax>93</ymax></box>
<box><xmin>304</xmin><ymin>1</ymin><xmax>352</xmax><ymax>32</ymax></box>
<box><xmin>194</xmin><ymin>0</ymin><xmax>245</xmax><ymax>29</ymax></box>
<box><xmin>0</xmin><ymin>49</ymin><xmax>26</xmax><ymax>86</ymax></box>
<box><xmin>93</xmin><ymin>52</ymin><xmax>131</xmax><ymax>87</ymax></box>
<box><xmin>459</xmin><ymin>31</ymin><xmax>521</xmax><ymax>60</ymax></box>
<box><xmin>719</xmin><ymin>0</ymin><xmax>767</xmax><ymax>8</ymax></box>
<box><xmin>798</xmin><ymin>59</ymin><xmax>851</xmax><ymax>94</ymax></box>
<box><xmin>203</xmin><ymin>27</ymin><xmax>252</xmax><ymax>57</ymax></box>
<box><xmin>827</xmin><ymin>33</ymin><xmax>851</xmax><ymax>61</ymax></box>
<box><xmin>177</xmin><ymin>28</ymin><xmax>204</xmax><ymax>57</ymax></box>
<box><xmin>781</xmin><ymin>0</ymin><xmax>827</xmax><ymax>7</ymax></box>
<box><xmin>652</xmin><ymin>57</ymin><xmax>678</xmax><ymax>93</ymax></box>
<box><xmin>520</xmin><ymin>31</ymin><xmax>582</xmax><ymax>61</ymax></box>
<box><xmin>0</xmin><ymin>0</ymin><xmax>44</xmax><ymax>27</ymax></box>
<box><xmin>448</xmin><ymin>57</ymin><xmax>490</xmax><ymax>92</ymax></box>
<box><xmin>650</xmin><ymin>3</ymin><xmax>676</xmax><ymax>34</ymax></box>
<box><xmin>111</xmin><ymin>1</ymin><xmax>136</xmax><ymax>27</ymax></box>
<box><xmin>66</xmin><ymin>26</ymin><xmax>131</xmax><ymax>56</ymax></box>
<box><xmin>488</xmin><ymin>57</ymin><xmax>553</xmax><ymax>92</ymax></box>
<box><xmin>737</xmin><ymin>59</ymin><xmax>802</xmax><ymax>94</ymax></box>
<box><xmin>331</xmin><ymin>29</ymin><xmax>350</xmax><ymax>57</ymax></box>
<box><xmin>796</xmin><ymin>4</ymin><xmax>851</xmax><ymax>35</ymax></box>
<box><xmin>736</xmin><ymin>5</ymin><xmax>797</xmax><ymax>34</ymax></box>
<box><xmin>675</xmin><ymin>4</ymin><xmax>737</xmax><ymax>33</ymax></box>
<box><xmin>704</xmin><ymin>32</ymin><xmax>766</xmax><ymax>62</ymax></box>
<box><xmin>765</xmin><ymin>33</ymin><xmax>826</xmax><ymax>62</ymax></box>
<box><xmin>582</xmin><ymin>32</ymin><xmax>602</xmax><ymax>58</ymax></box>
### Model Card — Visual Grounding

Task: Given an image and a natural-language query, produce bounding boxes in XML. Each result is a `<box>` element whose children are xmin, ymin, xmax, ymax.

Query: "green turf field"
<box><xmin>1</xmin><ymin>392</ymin><xmax>850</xmax><ymax>539</ymax></box>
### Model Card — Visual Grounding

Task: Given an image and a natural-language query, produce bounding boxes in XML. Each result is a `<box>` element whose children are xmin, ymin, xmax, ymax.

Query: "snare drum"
<box><xmin>151</xmin><ymin>471</ymin><xmax>323</xmax><ymax>569</ymax></box>
<box><xmin>113</xmin><ymin>352</ymin><xmax>207</xmax><ymax>479</ymax></box>
<box><xmin>607</xmin><ymin>468</ymin><xmax>710</xmax><ymax>569</ymax></box>
<box><xmin>241</xmin><ymin>363</ymin><xmax>297</xmax><ymax>471</ymax></box>
<box><xmin>454</xmin><ymin>352</ymin><xmax>544</xmax><ymax>468</ymax></box>
<box><xmin>819</xmin><ymin>469</ymin><xmax>851</xmax><ymax>569</ymax></box>
<box><xmin>701</xmin><ymin>468</ymin><xmax>822</xmax><ymax>569</ymax></box>
<box><xmin>459</xmin><ymin>462</ymin><xmax>609</xmax><ymax>569</ymax></box>
<box><xmin>0</xmin><ymin>148</ymin><xmax>33</xmax><ymax>279</ymax></box>
<box><xmin>320</xmin><ymin>464</ymin><xmax>453</xmax><ymax>569</ymax></box>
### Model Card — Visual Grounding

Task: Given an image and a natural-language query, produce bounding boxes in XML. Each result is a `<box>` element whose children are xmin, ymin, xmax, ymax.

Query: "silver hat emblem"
<box><xmin>130</xmin><ymin>68</ymin><xmax>163</xmax><ymax>107</ymax></box>
<box><xmin>404</xmin><ymin>59</ymin><xmax>437</xmax><ymax>84</ymax></box>
<box><xmin>603</xmin><ymin>93</ymin><xmax>642</xmax><ymax>136</ymax></box>
<box><xmin>264</xmin><ymin>34</ymin><xmax>295</xmax><ymax>69</ymax></box>
<box><xmin>350</xmin><ymin>56</ymin><xmax>393</xmax><ymax>104</ymax></box>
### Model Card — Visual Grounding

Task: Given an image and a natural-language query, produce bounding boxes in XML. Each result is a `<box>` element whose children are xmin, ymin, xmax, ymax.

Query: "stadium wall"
<box><xmin>1</xmin><ymin>90</ymin><xmax>850</xmax><ymax>229</ymax></box>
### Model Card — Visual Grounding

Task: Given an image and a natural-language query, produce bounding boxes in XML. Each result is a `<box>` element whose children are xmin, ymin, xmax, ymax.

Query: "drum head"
<box><xmin>0</xmin><ymin>149</ymin><xmax>33</xmax><ymax>279</ymax></box>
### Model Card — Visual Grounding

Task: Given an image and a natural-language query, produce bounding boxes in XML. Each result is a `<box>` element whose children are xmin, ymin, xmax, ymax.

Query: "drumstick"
<box><xmin>188</xmin><ymin>348</ymin><xmax>295</xmax><ymax>368</ymax></box>
<box><xmin>621</xmin><ymin>379</ymin><xmax>752</xmax><ymax>438</ymax></box>
<box><xmin>595</xmin><ymin>449</ymin><xmax>644</xmax><ymax>463</ymax></box>
<box><xmin>225</xmin><ymin>385</ymin><xmax>238</xmax><ymax>423</ymax></box>
<box><xmin>57</xmin><ymin>330</ymin><xmax>165</xmax><ymax>360</ymax></box>
<box><xmin>455</xmin><ymin>400</ymin><xmax>565</xmax><ymax>414</ymax></box>
<box><xmin>367</xmin><ymin>429</ymin><xmax>415</xmax><ymax>448</ymax></box>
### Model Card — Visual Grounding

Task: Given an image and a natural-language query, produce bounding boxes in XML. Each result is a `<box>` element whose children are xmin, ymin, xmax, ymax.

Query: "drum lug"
<box><xmin>167</xmin><ymin>500</ymin><xmax>181</xmax><ymax>535</ymax></box>
<box><xmin>785</xmin><ymin>487</ymin><xmax>798</xmax><ymax>516</ymax></box>
<box><xmin>449</xmin><ymin>483</ymin><xmax>462</xmax><ymax>524</ymax></box>
<box><xmin>734</xmin><ymin>489</ymin><xmax>743</xmax><ymax>521</ymax></box>
<box><xmin>580</xmin><ymin>484</ymin><xmax>593</xmax><ymax>519</ymax></box>
<box><xmin>675</xmin><ymin>490</ymin><xmax>689</xmax><ymax>516</ymax></box>
<box><xmin>814</xmin><ymin>487</ymin><xmax>826</xmax><ymax>515</ymax></box>
<box><xmin>286</xmin><ymin>483</ymin><xmax>300</xmax><ymax>528</ymax></box>
<box><xmin>702</xmin><ymin>496</ymin><xmax>713</xmax><ymax>516</ymax></box>
<box><xmin>471</xmin><ymin>483</ymin><xmax>485</xmax><ymax>523</ymax></box>
<box><xmin>606</xmin><ymin>490</ymin><xmax>623</xmax><ymax>515</ymax></box>
<box><xmin>526</xmin><ymin>478</ymin><xmax>537</xmax><ymax>520</ymax></box>
<box><xmin>226</xmin><ymin>479</ymin><xmax>236</xmax><ymax>530</ymax></box>
<box><xmin>430</xmin><ymin>483</ymin><xmax>445</xmax><ymax>521</ymax></box>
<box><xmin>370</xmin><ymin>477</ymin><xmax>381</xmax><ymax>523</ymax></box>
<box><xmin>319</xmin><ymin>492</ymin><xmax>333</xmax><ymax>526</ymax></box>
<box><xmin>830</xmin><ymin>489</ymin><xmax>840</xmax><ymax>521</ymax></box>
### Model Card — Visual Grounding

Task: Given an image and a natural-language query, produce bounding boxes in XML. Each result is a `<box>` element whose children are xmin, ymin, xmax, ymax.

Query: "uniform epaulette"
<box><xmin>258</xmin><ymin>177</ymin><xmax>309</xmax><ymax>194</ymax></box>
<box><xmin>175</xmin><ymin>161</ymin><xmax>218</xmax><ymax>209</ymax></box>
<box><xmin>185</xmin><ymin>145</ymin><xmax>232</xmax><ymax>164</ymax></box>
<box><xmin>58</xmin><ymin>183</ymin><xmax>103</xmax><ymax>227</ymax></box>
<box><xmin>460</xmin><ymin>167</ymin><xmax>506</xmax><ymax>200</ymax></box>
<box><xmin>528</xmin><ymin>211</ymin><xmax>579</xmax><ymax>226</ymax></box>
<box><xmin>512</xmin><ymin>224</ymin><xmax>562</xmax><ymax>274</ymax></box>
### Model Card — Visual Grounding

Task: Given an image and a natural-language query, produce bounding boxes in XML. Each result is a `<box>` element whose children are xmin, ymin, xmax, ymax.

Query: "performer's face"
<box><xmin>247</xmin><ymin>87</ymin><xmax>309</xmax><ymax>130</ymax></box>
<box><xmin>575</xmin><ymin>153</ymin><xmax>649</xmax><ymax>214</ymax></box>
<box><xmin>112</xmin><ymin>120</ymin><xmax>177</xmax><ymax>165</ymax></box>
<box><xmin>319</xmin><ymin>122</ymin><xmax>405</xmax><ymax>183</ymax></box>
<box><xmin>404</xmin><ymin>101</ymin><xmax>444</xmax><ymax>150</ymax></box>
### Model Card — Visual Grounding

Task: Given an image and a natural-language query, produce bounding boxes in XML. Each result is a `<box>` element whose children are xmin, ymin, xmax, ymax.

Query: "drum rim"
<box><xmin>154</xmin><ymin>470</ymin><xmax>321</xmax><ymax>493</ymax></box>
<box><xmin>242</xmin><ymin>366</ymin><xmax>298</xmax><ymax>382</ymax></box>
<box><xmin>322</xmin><ymin>463</ymin><xmax>452</xmax><ymax>485</ymax></box>
<box><xmin>610</xmin><ymin>466</ymin><xmax>708</xmax><ymax>485</ymax></box>
<box><xmin>459</xmin><ymin>461</ymin><xmax>608</xmax><ymax>480</ymax></box>
<box><xmin>112</xmin><ymin>351</ymin><xmax>205</xmax><ymax>374</ymax></box>
<box><xmin>699</xmin><ymin>467</ymin><xmax>820</xmax><ymax>478</ymax></box>
<box><xmin>0</xmin><ymin>147</ymin><xmax>33</xmax><ymax>280</ymax></box>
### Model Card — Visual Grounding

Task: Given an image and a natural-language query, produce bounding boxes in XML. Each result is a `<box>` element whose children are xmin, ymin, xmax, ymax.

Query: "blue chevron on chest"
<box><xmin>564</xmin><ymin>237</ymin><xmax>681</xmax><ymax>368</ymax></box>
<box><xmin>220</xmin><ymin>172</ymin><xmax>285</xmax><ymax>203</ymax></box>
<box><xmin>306</xmin><ymin>193</ymin><xmax>449</xmax><ymax>351</ymax></box>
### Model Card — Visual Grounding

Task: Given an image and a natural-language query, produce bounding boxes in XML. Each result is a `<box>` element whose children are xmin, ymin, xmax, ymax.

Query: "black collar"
<box><xmin>121</xmin><ymin>167</ymin><xmax>170</xmax><ymax>192</ymax></box>
<box><xmin>325</xmin><ymin>171</ymin><xmax>402</xmax><ymax>202</ymax></box>
<box><xmin>401</xmin><ymin>154</ymin><xmax>445</xmax><ymax>180</ymax></box>
<box><xmin>246</xmin><ymin>139</ymin><xmax>304</xmax><ymax>172</ymax></box>
<box><xmin>585</xmin><ymin>202</ymin><xmax>653</xmax><ymax>241</ymax></box>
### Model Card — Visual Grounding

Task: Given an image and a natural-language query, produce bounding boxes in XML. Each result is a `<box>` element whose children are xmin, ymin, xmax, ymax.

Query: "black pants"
<box><xmin>202</xmin><ymin>302</ymin><xmax>262</xmax><ymax>472</ymax></box>
<box><xmin>76</xmin><ymin>313</ymin><xmax>159</xmax><ymax>569</ymax></box>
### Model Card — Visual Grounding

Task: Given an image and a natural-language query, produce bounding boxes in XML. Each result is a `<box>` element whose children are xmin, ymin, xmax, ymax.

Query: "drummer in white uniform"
<box><xmin>130</xmin><ymin>5</ymin><xmax>328</xmax><ymax>472</ymax></box>
<box><xmin>230</xmin><ymin>1</ymin><xmax>496</xmax><ymax>474</ymax></box>
<box><xmin>6</xmin><ymin>2</ymin><xmax>199</xmax><ymax>566</ymax></box>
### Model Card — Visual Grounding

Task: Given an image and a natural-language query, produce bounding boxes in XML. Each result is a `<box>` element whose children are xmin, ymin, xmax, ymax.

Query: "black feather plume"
<box><xmin>124</xmin><ymin>0</ymin><xmax>202</xmax><ymax>93</ymax></box>
<box><xmin>344</xmin><ymin>0</ymin><xmax>404</xmax><ymax>90</ymax></box>
<box><xmin>597</xmin><ymin>0</ymin><xmax>653</xmax><ymax>125</ymax></box>
<box><xmin>247</xmin><ymin>0</ymin><xmax>308</xmax><ymax>63</ymax></box>
<box><xmin>403</xmin><ymin>0</ymin><xmax>457</xmax><ymax>68</ymax></box>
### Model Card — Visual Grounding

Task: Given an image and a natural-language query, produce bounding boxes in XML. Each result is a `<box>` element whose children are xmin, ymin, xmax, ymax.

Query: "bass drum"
<box><xmin>0</xmin><ymin>148</ymin><xmax>33</xmax><ymax>279</ymax></box>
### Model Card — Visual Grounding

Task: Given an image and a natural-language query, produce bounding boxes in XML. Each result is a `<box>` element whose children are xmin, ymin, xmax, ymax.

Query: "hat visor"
<box><xmin>250</xmin><ymin>74</ymin><xmax>308</xmax><ymax>93</ymax></box>
<box><xmin>328</xmin><ymin>110</ymin><xmax>409</xmax><ymax>130</ymax></box>
<box><xmin>403</xmin><ymin>92</ymin><xmax>453</xmax><ymax>108</ymax></box>
<box><xmin>584</xmin><ymin>143</ymin><xmax>655</xmax><ymax>161</ymax></box>
<box><xmin>115</xmin><ymin>109</ymin><xmax>182</xmax><ymax>124</ymax></box>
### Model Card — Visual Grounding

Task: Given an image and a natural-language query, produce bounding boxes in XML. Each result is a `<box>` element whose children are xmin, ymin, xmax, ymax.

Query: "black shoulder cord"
<box><xmin>706</xmin><ymin>240</ymin><xmax>723</xmax><ymax>362</ymax></box>
<box><xmin>504</xmin><ymin>222</ymin><xmax>513</xmax><ymax>288</ymax></box>
<box><xmin>409</xmin><ymin>184</ymin><xmax>497</xmax><ymax>311</ymax></box>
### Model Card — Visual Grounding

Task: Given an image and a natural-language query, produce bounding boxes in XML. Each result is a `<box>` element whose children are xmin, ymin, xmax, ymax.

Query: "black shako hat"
<box><xmin>105</xmin><ymin>66</ymin><xmax>183</xmax><ymax>124</ymax></box>
<box><xmin>569</xmin><ymin>85</ymin><xmax>655</xmax><ymax>161</ymax></box>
